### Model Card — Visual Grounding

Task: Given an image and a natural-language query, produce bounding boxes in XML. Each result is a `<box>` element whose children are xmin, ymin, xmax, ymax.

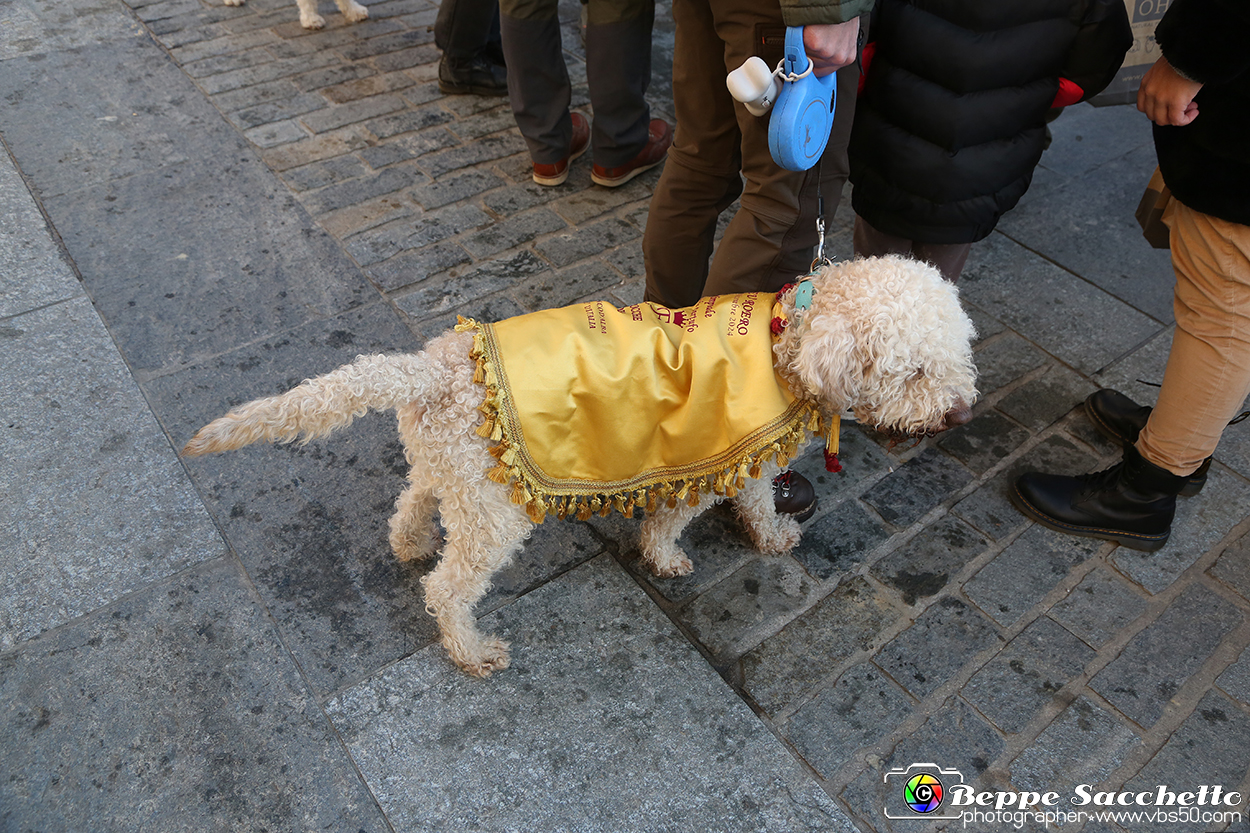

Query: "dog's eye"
<box><xmin>910</xmin><ymin>367</ymin><xmax>926</xmax><ymax>380</ymax></box>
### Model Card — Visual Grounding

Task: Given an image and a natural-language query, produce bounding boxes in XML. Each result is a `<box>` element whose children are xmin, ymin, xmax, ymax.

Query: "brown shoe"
<box><xmin>532</xmin><ymin>112</ymin><xmax>591</xmax><ymax>187</ymax></box>
<box><xmin>591</xmin><ymin>118</ymin><xmax>672</xmax><ymax>187</ymax></box>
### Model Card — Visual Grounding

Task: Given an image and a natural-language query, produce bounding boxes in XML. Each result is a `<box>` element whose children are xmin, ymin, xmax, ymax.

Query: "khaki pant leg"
<box><xmin>1136</xmin><ymin>201</ymin><xmax>1250</xmax><ymax>476</ymax></box>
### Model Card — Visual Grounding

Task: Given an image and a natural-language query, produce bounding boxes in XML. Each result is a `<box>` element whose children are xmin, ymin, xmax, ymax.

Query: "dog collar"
<box><xmin>769</xmin><ymin>278</ymin><xmax>842</xmax><ymax>473</ymax></box>
<box><xmin>789</xmin><ymin>276</ymin><xmax>817</xmax><ymax>332</ymax></box>
<box><xmin>793</xmin><ymin>278</ymin><xmax>815</xmax><ymax>312</ymax></box>
<box><xmin>771</xmin><ymin>276</ymin><xmax>817</xmax><ymax>336</ymax></box>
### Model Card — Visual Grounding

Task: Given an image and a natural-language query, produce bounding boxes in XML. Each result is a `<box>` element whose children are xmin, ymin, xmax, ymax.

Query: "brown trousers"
<box><xmin>642</xmin><ymin>0</ymin><xmax>860</xmax><ymax>308</ymax></box>
<box><xmin>1137</xmin><ymin>200</ymin><xmax>1250</xmax><ymax>476</ymax></box>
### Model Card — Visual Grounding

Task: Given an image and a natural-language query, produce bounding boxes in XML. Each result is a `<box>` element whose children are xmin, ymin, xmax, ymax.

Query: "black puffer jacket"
<box><xmin>1152</xmin><ymin>0</ymin><xmax>1250</xmax><ymax>226</ymax></box>
<box><xmin>849</xmin><ymin>0</ymin><xmax>1131</xmax><ymax>244</ymax></box>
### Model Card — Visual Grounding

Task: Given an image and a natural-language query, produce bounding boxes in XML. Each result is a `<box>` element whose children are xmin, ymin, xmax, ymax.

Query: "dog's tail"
<box><xmin>182</xmin><ymin>353</ymin><xmax>432</xmax><ymax>456</ymax></box>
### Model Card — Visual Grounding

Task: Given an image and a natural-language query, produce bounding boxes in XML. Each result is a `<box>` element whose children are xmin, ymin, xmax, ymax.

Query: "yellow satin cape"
<box><xmin>457</xmin><ymin>293</ymin><xmax>823</xmax><ymax>523</ymax></box>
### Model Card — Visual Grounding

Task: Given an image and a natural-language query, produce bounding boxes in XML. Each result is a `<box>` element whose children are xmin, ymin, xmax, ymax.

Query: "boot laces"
<box><xmin>1073</xmin><ymin>461</ymin><xmax>1124</xmax><ymax>498</ymax></box>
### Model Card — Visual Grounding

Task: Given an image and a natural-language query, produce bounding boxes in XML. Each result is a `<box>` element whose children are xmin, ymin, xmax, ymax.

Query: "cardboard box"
<box><xmin>1088</xmin><ymin>0</ymin><xmax>1168</xmax><ymax>106</ymax></box>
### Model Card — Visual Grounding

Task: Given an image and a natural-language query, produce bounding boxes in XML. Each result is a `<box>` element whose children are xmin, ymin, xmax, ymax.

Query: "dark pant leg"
<box><xmin>853</xmin><ymin>214</ymin><xmax>971</xmax><ymax>281</ymax></box>
<box><xmin>435</xmin><ymin>0</ymin><xmax>502</xmax><ymax>60</ymax></box>
<box><xmin>500</xmin><ymin>0</ymin><xmax>571</xmax><ymax>164</ymax></box>
<box><xmin>583</xmin><ymin>0</ymin><xmax>654</xmax><ymax>167</ymax></box>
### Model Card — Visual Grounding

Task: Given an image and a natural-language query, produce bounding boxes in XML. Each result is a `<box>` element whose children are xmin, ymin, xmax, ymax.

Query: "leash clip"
<box><xmin>810</xmin><ymin>215</ymin><xmax>830</xmax><ymax>272</ymax></box>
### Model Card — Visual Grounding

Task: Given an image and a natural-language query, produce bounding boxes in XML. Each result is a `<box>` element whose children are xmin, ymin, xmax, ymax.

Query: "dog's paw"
<box><xmin>299</xmin><ymin>11</ymin><xmax>326</xmax><ymax>28</ymax></box>
<box><xmin>642</xmin><ymin>548</ymin><xmax>693</xmax><ymax>578</ymax></box>
<box><xmin>222</xmin><ymin>0</ymin><xmax>245</xmax><ymax>6</ymax></box>
<box><xmin>389</xmin><ymin>526</ymin><xmax>439</xmax><ymax>562</ymax></box>
<box><xmin>457</xmin><ymin>638</ymin><xmax>511</xmax><ymax>677</ymax></box>
<box><xmin>748</xmin><ymin>514</ymin><xmax>802</xmax><ymax>556</ymax></box>
<box><xmin>343</xmin><ymin>1</ymin><xmax>369</xmax><ymax>22</ymax></box>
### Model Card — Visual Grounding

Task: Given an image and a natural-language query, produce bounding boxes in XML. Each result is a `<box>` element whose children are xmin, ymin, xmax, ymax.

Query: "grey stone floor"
<box><xmin>2</xmin><ymin>0</ymin><xmax>1249</xmax><ymax>830</ymax></box>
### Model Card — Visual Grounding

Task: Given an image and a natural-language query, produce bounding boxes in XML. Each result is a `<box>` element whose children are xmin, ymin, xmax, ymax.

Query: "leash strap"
<box><xmin>810</xmin><ymin>158</ymin><xmax>832</xmax><ymax>272</ymax></box>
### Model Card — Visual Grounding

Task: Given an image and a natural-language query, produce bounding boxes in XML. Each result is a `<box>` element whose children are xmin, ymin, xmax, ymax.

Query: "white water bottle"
<box><xmin>726</xmin><ymin>56</ymin><xmax>782</xmax><ymax>117</ymax></box>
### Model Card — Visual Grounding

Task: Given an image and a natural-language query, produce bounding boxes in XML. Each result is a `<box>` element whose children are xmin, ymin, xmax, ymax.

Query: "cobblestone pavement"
<box><xmin>3</xmin><ymin>0</ymin><xmax>1250</xmax><ymax>829</ymax></box>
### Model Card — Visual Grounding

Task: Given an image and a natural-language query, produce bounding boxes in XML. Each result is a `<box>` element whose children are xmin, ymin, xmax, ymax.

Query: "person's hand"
<box><xmin>1137</xmin><ymin>56</ymin><xmax>1203</xmax><ymax>126</ymax></box>
<box><xmin>803</xmin><ymin>19</ymin><xmax>860</xmax><ymax>77</ymax></box>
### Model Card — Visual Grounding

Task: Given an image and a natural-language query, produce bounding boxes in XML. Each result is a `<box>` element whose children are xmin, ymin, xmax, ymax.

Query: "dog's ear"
<box><xmin>790</xmin><ymin>306</ymin><xmax>862</xmax><ymax>412</ymax></box>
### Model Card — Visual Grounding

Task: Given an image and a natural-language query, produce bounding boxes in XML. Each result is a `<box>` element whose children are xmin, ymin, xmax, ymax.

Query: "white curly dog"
<box><xmin>221</xmin><ymin>0</ymin><xmax>367</xmax><ymax>31</ymax></box>
<box><xmin>184</xmin><ymin>256</ymin><xmax>977</xmax><ymax>676</ymax></box>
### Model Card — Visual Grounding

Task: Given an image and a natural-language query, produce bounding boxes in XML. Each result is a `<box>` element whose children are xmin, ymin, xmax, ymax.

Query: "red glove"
<box><xmin>1051</xmin><ymin>77</ymin><xmax>1084</xmax><ymax>108</ymax></box>
<box><xmin>857</xmin><ymin>42</ymin><xmax>876</xmax><ymax>95</ymax></box>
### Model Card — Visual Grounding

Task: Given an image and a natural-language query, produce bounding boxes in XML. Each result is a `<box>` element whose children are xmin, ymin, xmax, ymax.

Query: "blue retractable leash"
<box><xmin>726</xmin><ymin>26</ymin><xmax>838</xmax><ymax>283</ymax></box>
<box><xmin>768</xmin><ymin>27</ymin><xmax>837</xmax><ymax>173</ymax></box>
<box><xmin>727</xmin><ymin>26</ymin><xmax>837</xmax><ymax>268</ymax></box>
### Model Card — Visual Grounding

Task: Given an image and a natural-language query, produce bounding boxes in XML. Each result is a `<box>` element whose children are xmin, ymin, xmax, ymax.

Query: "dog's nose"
<box><xmin>943</xmin><ymin>402</ymin><xmax>973</xmax><ymax>429</ymax></box>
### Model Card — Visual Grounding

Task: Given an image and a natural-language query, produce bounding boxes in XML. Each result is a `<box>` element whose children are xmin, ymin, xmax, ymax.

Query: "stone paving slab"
<box><xmin>1122</xmin><ymin>688</ymin><xmax>1250</xmax><ymax>829</ymax></box>
<box><xmin>998</xmin><ymin>140</ymin><xmax>1177</xmax><ymax>323</ymax></box>
<box><xmin>1010</xmin><ymin>696</ymin><xmax>1143</xmax><ymax>807</ymax></box>
<box><xmin>0</xmin><ymin>0</ymin><xmax>149</xmax><ymax>60</ymax></box>
<box><xmin>840</xmin><ymin>696</ymin><xmax>1006</xmax><ymax>833</ymax></box>
<box><xmin>963</xmin><ymin>616</ymin><xmax>1095</xmax><ymax>735</ymax></box>
<box><xmin>44</xmin><ymin>150</ymin><xmax>371</xmax><ymax>376</ymax></box>
<box><xmin>0</xmin><ymin>557</ymin><xmax>390</xmax><ymax>833</ymax></box>
<box><xmin>0</xmin><ymin>297</ymin><xmax>226</xmax><ymax>650</ymax></box>
<box><xmin>1090</xmin><ymin>582</ymin><xmax>1244</xmax><ymax>729</ymax></box>
<box><xmin>952</xmin><ymin>433</ymin><xmax>1100</xmax><ymax>542</ymax></box>
<box><xmin>0</xmin><ymin>151</ymin><xmax>81</xmax><ymax>316</ymax></box>
<box><xmin>963</xmin><ymin>525</ymin><xmax>1101</xmax><ymax>630</ymax></box>
<box><xmin>960</xmin><ymin>233</ymin><xmax>1163</xmax><ymax>377</ymax></box>
<box><xmin>875</xmin><ymin>596</ymin><xmax>1003</xmax><ymax>702</ymax></box>
<box><xmin>785</xmin><ymin>661</ymin><xmax>917</xmax><ymax>782</ymax></box>
<box><xmin>142</xmin><ymin>301</ymin><xmax>443</xmax><ymax>696</ymax></box>
<box><xmin>740</xmin><ymin>575</ymin><xmax>902</xmax><ymax>718</ymax></box>
<box><xmin>1048</xmin><ymin>566</ymin><xmax>1150</xmax><ymax>648</ymax></box>
<box><xmin>0</xmin><ymin>35</ymin><xmax>249</xmax><ymax>198</ymax></box>
<box><xmin>1212</xmin><ymin>531</ymin><xmax>1250</xmax><ymax>602</ymax></box>
<box><xmin>869</xmin><ymin>514</ymin><xmax>990</xmax><ymax>607</ymax></box>
<box><xmin>0</xmin><ymin>150</ymin><xmax>225</xmax><ymax>652</ymax></box>
<box><xmin>1109</xmin><ymin>465</ymin><xmax>1250</xmax><ymax>594</ymax></box>
<box><xmin>325</xmin><ymin>554</ymin><xmax>859</xmax><ymax>833</ymax></box>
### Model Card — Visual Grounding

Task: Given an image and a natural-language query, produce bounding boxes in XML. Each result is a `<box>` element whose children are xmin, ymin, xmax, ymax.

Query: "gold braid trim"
<box><xmin>459</xmin><ymin>316</ymin><xmax>825</xmax><ymax>524</ymax></box>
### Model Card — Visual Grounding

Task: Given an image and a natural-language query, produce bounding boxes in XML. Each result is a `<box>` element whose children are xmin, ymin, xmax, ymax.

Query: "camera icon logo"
<box><xmin>903</xmin><ymin>772</ymin><xmax>944</xmax><ymax>813</ymax></box>
<box><xmin>883</xmin><ymin>763</ymin><xmax>965</xmax><ymax>820</ymax></box>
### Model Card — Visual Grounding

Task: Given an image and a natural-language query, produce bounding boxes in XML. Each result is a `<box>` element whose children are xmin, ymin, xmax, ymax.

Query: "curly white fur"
<box><xmin>184</xmin><ymin>255</ymin><xmax>977</xmax><ymax>676</ymax></box>
<box><xmin>221</xmin><ymin>0</ymin><xmax>368</xmax><ymax>30</ymax></box>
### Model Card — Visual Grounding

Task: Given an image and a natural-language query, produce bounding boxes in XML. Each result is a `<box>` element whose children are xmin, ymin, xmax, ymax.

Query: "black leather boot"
<box><xmin>438</xmin><ymin>53</ymin><xmax>508</xmax><ymax>97</ymax></box>
<box><xmin>1012</xmin><ymin>445</ymin><xmax>1187</xmax><ymax>552</ymax></box>
<box><xmin>1084</xmin><ymin>389</ymin><xmax>1209</xmax><ymax>496</ymax></box>
<box><xmin>773</xmin><ymin>470</ymin><xmax>817</xmax><ymax>522</ymax></box>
